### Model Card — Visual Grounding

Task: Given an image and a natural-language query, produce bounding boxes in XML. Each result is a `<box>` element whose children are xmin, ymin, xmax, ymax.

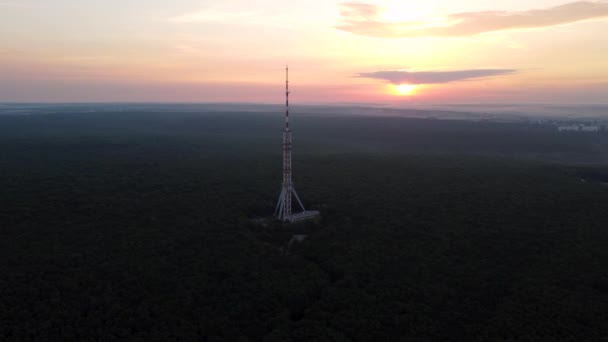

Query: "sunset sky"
<box><xmin>1</xmin><ymin>0</ymin><xmax>607</xmax><ymax>104</ymax></box>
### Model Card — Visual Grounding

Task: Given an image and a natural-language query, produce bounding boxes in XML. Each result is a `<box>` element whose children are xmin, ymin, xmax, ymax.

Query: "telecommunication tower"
<box><xmin>274</xmin><ymin>67</ymin><xmax>320</xmax><ymax>223</ymax></box>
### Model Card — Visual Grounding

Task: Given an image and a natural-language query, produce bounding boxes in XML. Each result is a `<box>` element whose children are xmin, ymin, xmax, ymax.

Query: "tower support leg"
<box><xmin>292</xmin><ymin>189</ymin><xmax>306</xmax><ymax>212</ymax></box>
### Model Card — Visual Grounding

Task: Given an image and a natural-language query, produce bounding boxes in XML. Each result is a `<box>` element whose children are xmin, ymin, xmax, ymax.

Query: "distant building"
<box><xmin>582</xmin><ymin>125</ymin><xmax>600</xmax><ymax>132</ymax></box>
<box><xmin>558</xmin><ymin>124</ymin><xmax>600</xmax><ymax>132</ymax></box>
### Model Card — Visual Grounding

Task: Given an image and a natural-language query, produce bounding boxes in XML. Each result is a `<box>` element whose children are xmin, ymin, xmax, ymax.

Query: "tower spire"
<box><xmin>274</xmin><ymin>66</ymin><xmax>319</xmax><ymax>223</ymax></box>
<box><xmin>286</xmin><ymin>66</ymin><xmax>289</xmax><ymax>131</ymax></box>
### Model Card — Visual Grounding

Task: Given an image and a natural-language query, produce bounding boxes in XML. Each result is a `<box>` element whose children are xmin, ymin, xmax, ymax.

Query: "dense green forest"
<box><xmin>1</xmin><ymin>107</ymin><xmax>608</xmax><ymax>341</ymax></box>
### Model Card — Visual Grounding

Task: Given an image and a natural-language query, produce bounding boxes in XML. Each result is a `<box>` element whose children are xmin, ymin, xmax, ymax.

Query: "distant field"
<box><xmin>1</xmin><ymin>104</ymin><xmax>607</xmax><ymax>163</ymax></box>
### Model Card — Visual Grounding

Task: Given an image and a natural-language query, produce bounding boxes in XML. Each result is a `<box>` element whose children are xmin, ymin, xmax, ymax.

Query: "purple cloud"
<box><xmin>357</xmin><ymin>69</ymin><xmax>517</xmax><ymax>85</ymax></box>
<box><xmin>337</xmin><ymin>1</ymin><xmax>608</xmax><ymax>38</ymax></box>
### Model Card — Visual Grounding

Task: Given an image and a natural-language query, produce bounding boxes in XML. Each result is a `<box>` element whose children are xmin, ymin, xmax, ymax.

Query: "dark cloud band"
<box><xmin>337</xmin><ymin>1</ymin><xmax>608</xmax><ymax>38</ymax></box>
<box><xmin>357</xmin><ymin>69</ymin><xmax>517</xmax><ymax>85</ymax></box>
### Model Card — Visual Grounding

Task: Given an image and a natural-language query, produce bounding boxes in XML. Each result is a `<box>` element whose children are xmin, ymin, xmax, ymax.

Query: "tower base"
<box><xmin>274</xmin><ymin>185</ymin><xmax>320</xmax><ymax>223</ymax></box>
<box><xmin>286</xmin><ymin>210</ymin><xmax>320</xmax><ymax>223</ymax></box>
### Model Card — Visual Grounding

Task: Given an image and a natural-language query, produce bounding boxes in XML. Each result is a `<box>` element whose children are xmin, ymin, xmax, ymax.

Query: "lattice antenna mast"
<box><xmin>284</xmin><ymin>66</ymin><xmax>292</xmax><ymax>187</ymax></box>
<box><xmin>280</xmin><ymin>66</ymin><xmax>293</xmax><ymax>219</ymax></box>
<box><xmin>274</xmin><ymin>66</ymin><xmax>319</xmax><ymax>222</ymax></box>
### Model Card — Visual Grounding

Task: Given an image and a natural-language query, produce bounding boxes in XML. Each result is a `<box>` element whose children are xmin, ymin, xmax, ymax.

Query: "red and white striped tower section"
<box><xmin>274</xmin><ymin>66</ymin><xmax>320</xmax><ymax>223</ymax></box>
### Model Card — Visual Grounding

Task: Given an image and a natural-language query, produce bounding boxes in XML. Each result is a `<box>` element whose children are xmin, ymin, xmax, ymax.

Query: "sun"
<box><xmin>395</xmin><ymin>84</ymin><xmax>416</xmax><ymax>96</ymax></box>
